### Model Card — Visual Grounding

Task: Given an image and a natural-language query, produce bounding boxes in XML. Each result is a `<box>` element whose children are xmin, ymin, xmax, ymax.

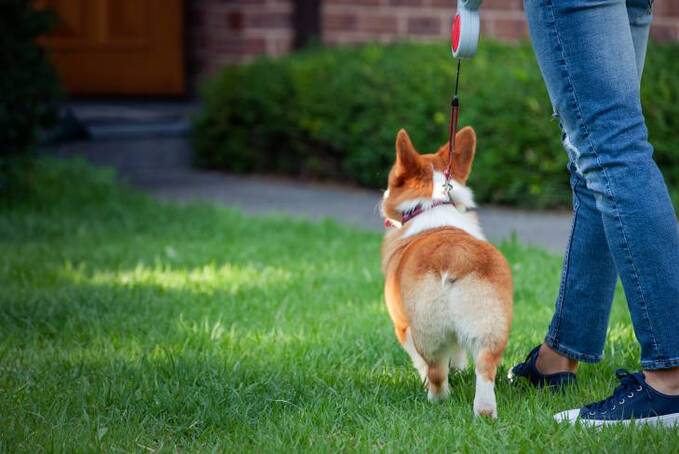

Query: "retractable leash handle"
<box><xmin>444</xmin><ymin>0</ymin><xmax>481</xmax><ymax>188</ymax></box>
<box><xmin>451</xmin><ymin>0</ymin><xmax>481</xmax><ymax>59</ymax></box>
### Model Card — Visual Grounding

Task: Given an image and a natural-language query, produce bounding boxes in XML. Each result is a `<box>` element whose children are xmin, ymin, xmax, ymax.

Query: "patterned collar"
<box><xmin>401</xmin><ymin>199</ymin><xmax>476</xmax><ymax>224</ymax></box>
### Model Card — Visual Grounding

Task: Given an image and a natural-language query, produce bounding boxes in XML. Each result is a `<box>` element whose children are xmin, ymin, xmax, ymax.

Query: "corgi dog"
<box><xmin>381</xmin><ymin>127</ymin><xmax>513</xmax><ymax>418</ymax></box>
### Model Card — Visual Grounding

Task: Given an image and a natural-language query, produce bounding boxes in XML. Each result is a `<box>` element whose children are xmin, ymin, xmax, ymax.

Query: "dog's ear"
<box><xmin>437</xmin><ymin>126</ymin><xmax>476</xmax><ymax>183</ymax></box>
<box><xmin>395</xmin><ymin>129</ymin><xmax>419</xmax><ymax>173</ymax></box>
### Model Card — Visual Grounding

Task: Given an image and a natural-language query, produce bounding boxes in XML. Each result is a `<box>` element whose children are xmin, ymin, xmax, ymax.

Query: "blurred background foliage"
<box><xmin>0</xmin><ymin>0</ymin><xmax>61</xmax><ymax>197</ymax></box>
<box><xmin>194</xmin><ymin>41</ymin><xmax>679</xmax><ymax>210</ymax></box>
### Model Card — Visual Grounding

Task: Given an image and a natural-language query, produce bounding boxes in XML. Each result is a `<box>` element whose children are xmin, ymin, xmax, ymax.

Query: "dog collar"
<box><xmin>401</xmin><ymin>200</ymin><xmax>476</xmax><ymax>224</ymax></box>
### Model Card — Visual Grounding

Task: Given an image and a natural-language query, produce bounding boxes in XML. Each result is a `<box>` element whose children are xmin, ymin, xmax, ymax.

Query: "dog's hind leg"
<box><xmin>472</xmin><ymin>346</ymin><xmax>503</xmax><ymax>418</ymax></box>
<box><xmin>402</xmin><ymin>327</ymin><xmax>428</xmax><ymax>384</ymax></box>
<box><xmin>403</xmin><ymin>328</ymin><xmax>451</xmax><ymax>402</ymax></box>
<box><xmin>426</xmin><ymin>360</ymin><xmax>450</xmax><ymax>402</ymax></box>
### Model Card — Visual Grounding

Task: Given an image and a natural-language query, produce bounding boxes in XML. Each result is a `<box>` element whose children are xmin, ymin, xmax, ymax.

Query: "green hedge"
<box><xmin>0</xmin><ymin>0</ymin><xmax>61</xmax><ymax>195</ymax></box>
<box><xmin>193</xmin><ymin>41</ymin><xmax>679</xmax><ymax>209</ymax></box>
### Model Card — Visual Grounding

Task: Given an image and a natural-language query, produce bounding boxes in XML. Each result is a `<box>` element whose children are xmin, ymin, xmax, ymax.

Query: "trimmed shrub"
<box><xmin>0</xmin><ymin>0</ymin><xmax>61</xmax><ymax>195</ymax></box>
<box><xmin>194</xmin><ymin>41</ymin><xmax>679</xmax><ymax>209</ymax></box>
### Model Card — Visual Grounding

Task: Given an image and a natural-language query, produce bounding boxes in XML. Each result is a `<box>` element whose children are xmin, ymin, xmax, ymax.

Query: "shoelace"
<box><xmin>583</xmin><ymin>369</ymin><xmax>653</xmax><ymax>416</ymax></box>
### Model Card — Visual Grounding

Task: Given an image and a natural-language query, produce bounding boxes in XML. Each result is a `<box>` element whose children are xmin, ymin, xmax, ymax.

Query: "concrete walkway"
<box><xmin>134</xmin><ymin>169</ymin><xmax>572</xmax><ymax>252</ymax></box>
<box><xmin>42</xmin><ymin>101</ymin><xmax>573</xmax><ymax>253</ymax></box>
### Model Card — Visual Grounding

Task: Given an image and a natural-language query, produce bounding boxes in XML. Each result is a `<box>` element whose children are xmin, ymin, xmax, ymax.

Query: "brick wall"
<box><xmin>322</xmin><ymin>0</ymin><xmax>528</xmax><ymax>46</ymax></box>
<box><xmin>188</xmin><ymin>0</ymin><xmax>294</xmax><ymax>77</ymax></box>
<box><xmin>188</xmin><ymin>0</ymin><xmax>679</xmax><ymax>77</ymax></box>
<box><xmin>652</xmin><ymin>1</ymin><xmax>679</xmax><ymax>40</ymax></box>
<box><xmin>322</xmin><ymin>0</ymin><xmax>679</xmax><ymax>45</ymax></box>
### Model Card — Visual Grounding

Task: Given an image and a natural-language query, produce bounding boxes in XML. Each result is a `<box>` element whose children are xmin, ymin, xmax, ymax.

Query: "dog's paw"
<box><xmin>473</xmin><ymin>399</ymin><xmax>498</xmax><ymax>419</ymax></box>
<box><xmin>427</xmin><ymin>384</ymin><xmax>450</xmax><ymax>403</ymax></box>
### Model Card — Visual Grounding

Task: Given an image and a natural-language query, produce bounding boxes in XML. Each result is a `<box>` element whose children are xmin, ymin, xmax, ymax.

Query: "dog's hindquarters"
<box><xmin>402</xmin><ymin>243</ymin><xmax>512</xmax><ymax>416</ymax></box>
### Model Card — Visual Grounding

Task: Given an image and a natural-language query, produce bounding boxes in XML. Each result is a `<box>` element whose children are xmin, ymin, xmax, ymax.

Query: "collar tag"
<box><xmin>443</xmin><ymin>180</ymin><xmax>455</xmax><ymax>205</ymax></box>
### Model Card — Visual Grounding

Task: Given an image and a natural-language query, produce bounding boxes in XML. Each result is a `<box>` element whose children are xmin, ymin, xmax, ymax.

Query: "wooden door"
<box><xmin>38</xmin><ymin>0</ymin><xmax>184</xmax><ymax>95</ymax></box>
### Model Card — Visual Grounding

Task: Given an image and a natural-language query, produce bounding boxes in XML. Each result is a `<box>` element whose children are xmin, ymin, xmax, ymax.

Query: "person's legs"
<box><xmin>521</xmin><ymin>0</ymin><xmax>679</xmax><ymax>424</ymax></box>
<box><xmin>524</xmin><ymin>0</ymin><xmax>679</xmax><ymax>377</ymax></box>
<box><xmin>534</xmin><ymin>0</ymin><xmax>654</xmax><ymax>375</ymax></box>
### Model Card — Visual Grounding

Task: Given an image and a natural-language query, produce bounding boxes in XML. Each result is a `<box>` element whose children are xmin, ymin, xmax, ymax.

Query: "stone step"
<box><xmin>39</xmin><ymin>100</ymin><xmax>197</xmax><ymax>178</ymax></box>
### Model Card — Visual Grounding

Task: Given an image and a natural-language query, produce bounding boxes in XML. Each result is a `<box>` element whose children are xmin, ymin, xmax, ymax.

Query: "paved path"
<box><xmin>131</xmin><ymin>169</ymin><xmax>572</xmax><ymax>252</ymax></box>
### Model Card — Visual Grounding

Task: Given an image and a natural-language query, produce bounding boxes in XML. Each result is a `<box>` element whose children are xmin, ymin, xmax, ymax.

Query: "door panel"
<box><xmin>50</xmin><ymin>0</ymin><xmax>84</xmax><ymax>38</ymax></box>
<box><xmin>105</xmin><ymin>0</ymin><xmax>147</xmax><ymax>43</ymax></box>
<box><xmin>38</xmin><ymin>0</ymin><xmax>184</xmax><ymax>95</ymax></box>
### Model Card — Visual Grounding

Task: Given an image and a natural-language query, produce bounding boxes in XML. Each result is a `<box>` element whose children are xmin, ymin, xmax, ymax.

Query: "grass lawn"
<box><xmin>1</xmin><ymin>159</ymin><xmax>676</xmax><ymax>452</ymax></box>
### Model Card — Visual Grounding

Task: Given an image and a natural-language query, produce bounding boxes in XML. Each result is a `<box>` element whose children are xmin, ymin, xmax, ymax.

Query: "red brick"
<box><xmin>407</xmin><ymin>16</ymin><xmax>441</xmax><ymax>35</ymax></box>
<box><xmin>650</xmin><ymin>22</ymin><xmax>679</xmax><ymax>42</ymax></box>
<box><xmin>652</xmin><ymin>1</ymin><xmax>679</xmax><ymax>17</ymax></box>
<box><xmin>218</xmin><ymin>0</ymin><xmax>268</xmax><ymax>5</ymax></box>
<box><xmin>323</xmin><ymin>33</ymin><xmax>374</xmax><ymax>46</ymax></box>
<box><xmin>188</xmin><ymin>8</ymin><xmax>207</xmax><ymax>28</ymax></box>
<box><xmin>226</xmin><ymin>11</ymin><xmax>245</xmax><ymax>30</ymax></box>
<box><xmin>243</xmin><ymin>37</ymin><xmax>268</xmax><ymax>54</ymax></box>
<box><xmin>190</xmin><ymin>33</ymin><xmax>212</xmax><ymax>51</ymax></box>
<box><xmin>483</xmin><ymin>0</ymin><xmax>523</xmax><ymax>10</ymax></box>
<box><xmin>324</xmin><ymin>13</ymin><xmax>358</xmax><ymax>31</ymax></box>
<box><xmin>430</xmin><ymin>0</ymin><xmax>455</xmax><ymax>7</ymax></box>
<box><xmin>489</xmin><ymin>17</ymin><xmax>528</xmax><ymax>40</ymax></box>
<box><xmin>479</xmin><ymin>16</ymin><xmax>492</xmax><ymax>36</ymax></box>
<box><xmin>431</xmin><ymin>0</ymin><xmax>522</xmax><ymax>10</ymax></box>
<box><xmin>322</xmin><ymin>33</ymin><xmax>345</xmax><ymax>45</ymax></box>
<box><xmin>360</xmin><ymin>14</ymin><xmax>399</xmax><ymax>34</ymax></box>
<box><xmin>246</xmin><ymin>12</ymin><xmax>291</xmax><ymax>29</ymax></box>
<box><xmin>215</xmin><ymin>37</ymin><xmax>267</xmax><ymax>55</ymax></box>
<box><xmin>325</xmin><ymin>0</ymin><xmax>382</xmax><ymax>5</ymax></box>
<box><xmin>389</xmin><ymin>0</ymin><xmax>423</xmax><ymax>6</ymax></box>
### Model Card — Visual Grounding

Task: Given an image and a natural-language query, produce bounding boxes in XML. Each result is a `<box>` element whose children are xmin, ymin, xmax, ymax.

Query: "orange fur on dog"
<box><xmin>381</xmin><ymin>127</ymin><xmax>513</xmax><ymax>418</ymax></box>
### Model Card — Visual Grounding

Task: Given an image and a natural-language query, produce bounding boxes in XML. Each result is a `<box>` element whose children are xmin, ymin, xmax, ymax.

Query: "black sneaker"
<box><xmin>554</xmin><ymin>369</ymin><xmax>679</xmax><ymax>427</ymax></box>
<box><xmin>508</xmin><ymin>345</ymin><xmax>577</xmax><ymax>389</ymax></box>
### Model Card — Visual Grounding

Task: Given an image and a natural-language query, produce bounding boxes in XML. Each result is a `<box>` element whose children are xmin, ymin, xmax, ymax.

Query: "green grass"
<box><xmin>1</xmin><ymin>159</ymin><xmax>676</xmax><ymax>452</ymax></box>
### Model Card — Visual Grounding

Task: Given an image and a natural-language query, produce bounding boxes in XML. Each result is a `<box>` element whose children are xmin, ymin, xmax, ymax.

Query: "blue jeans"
<box><xmin>524</xmin><ymin>0</ymin><xmax>679</xmax><ymax>370</ymax></box>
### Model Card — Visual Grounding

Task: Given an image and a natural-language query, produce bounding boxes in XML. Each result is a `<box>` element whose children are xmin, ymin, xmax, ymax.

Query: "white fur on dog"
<box><xmin>432</xmin><ymin>171</ymin><xmax>476</xmax><ymax>208</ymax></box>
<box><xmin>402</xmin><ymin>171</ymin><xmax>484</xmax><ymax>241</ymax></box>
<box><xmin>404</xmin><ymin>272</ymin><xmax>506</xmax><ymax>416</ymax></box>
<box><xmin>474</xmin><ymin>372</ymin><xmax>497</xmax><ymax>418</ymax></box>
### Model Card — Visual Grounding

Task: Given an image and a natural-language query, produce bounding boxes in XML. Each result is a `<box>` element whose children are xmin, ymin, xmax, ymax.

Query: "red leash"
<box><xmin>444</xmin><ymin>59</ymin><xmax>462</xmax><ymax>185</ymax></box>
<box><xmin>445</xmin><ymin>97</ymin><xmax>460</xmax><ymax>180</ymax></box>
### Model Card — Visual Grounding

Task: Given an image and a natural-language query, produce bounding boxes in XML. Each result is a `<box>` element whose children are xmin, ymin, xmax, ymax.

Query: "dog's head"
<box><xmin>381</xmin><ymin>127</ymin><xmax>477</xmax><ymax>224</ymax></box>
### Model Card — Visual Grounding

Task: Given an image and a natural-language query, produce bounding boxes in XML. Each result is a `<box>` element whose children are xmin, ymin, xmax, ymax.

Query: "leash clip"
<box><xmin>443</xmin><ymin>178</ymin><xmax>455</xmax><ymax>201</ymax></box>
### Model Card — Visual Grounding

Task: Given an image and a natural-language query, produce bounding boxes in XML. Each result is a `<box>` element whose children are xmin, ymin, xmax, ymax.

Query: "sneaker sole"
<box><xmin>555</xmin><ymin>409</ymin><xmax>679</xmax><ymax>427</ymax></box>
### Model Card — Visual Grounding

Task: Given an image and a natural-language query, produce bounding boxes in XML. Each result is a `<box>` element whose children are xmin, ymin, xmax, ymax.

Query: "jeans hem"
<box><xmin>544</xmin><ymin>336</ymin><xmax>602</xmax><ymax>364</ymax></box>
<box><xmin>641</xmin><ymin>357</ymin><xmax>679</xmax><ymax>370</ymax></box>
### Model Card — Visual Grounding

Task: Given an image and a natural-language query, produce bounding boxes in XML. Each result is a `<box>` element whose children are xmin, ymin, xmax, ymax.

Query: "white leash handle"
<box><xmin>451</xmin><ymin>0</ymin><xmax>481</xmax><ymax>59</ymax></box>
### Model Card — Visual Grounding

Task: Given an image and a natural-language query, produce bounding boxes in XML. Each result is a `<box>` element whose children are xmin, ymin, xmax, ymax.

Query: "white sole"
<box><xmin>554</xmin><ymin>409</ymin><xmax>679</xmax><ymax>427</ymax></box>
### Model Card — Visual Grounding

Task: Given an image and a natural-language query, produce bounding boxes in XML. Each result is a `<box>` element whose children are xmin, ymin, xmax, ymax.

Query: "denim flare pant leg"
<box><xmin>525</xmin><ymin>0</ymin><xmax>679</xmax><ymax>370</ymax></box>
